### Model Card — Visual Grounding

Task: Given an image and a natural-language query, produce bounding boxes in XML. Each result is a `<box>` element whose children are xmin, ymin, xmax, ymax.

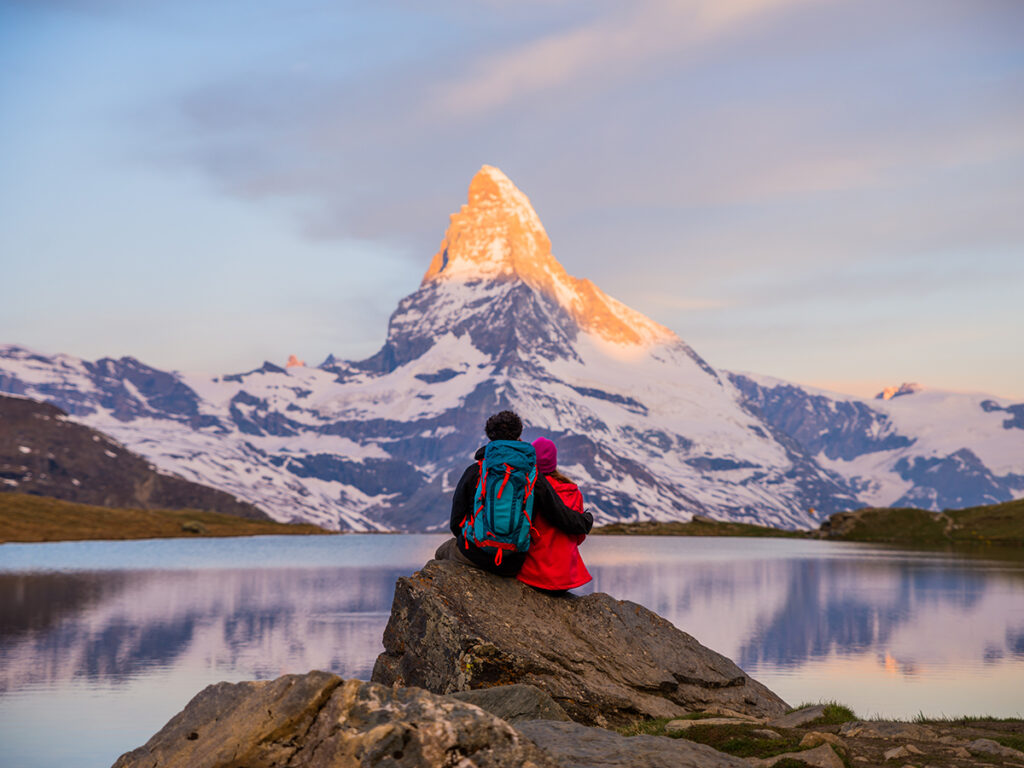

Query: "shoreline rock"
<box><xmin>371</xmin><ymin>559</ymin><xmax>788</xmax><ymax>726</ymax></box>
<box><xmin>112</xmin><ymin>673</ymin><xmax>561</xmax><ymax>768</ymax></box>
<box><xmin>112</xmin><ymin>678</ymin><xmax>1024</xmax><ymax>768</ymax></box>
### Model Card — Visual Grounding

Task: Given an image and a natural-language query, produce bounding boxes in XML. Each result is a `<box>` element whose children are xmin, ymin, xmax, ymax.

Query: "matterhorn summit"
<box><xmin>422</xmin><ymin>165</ymin><xmax>552</xmax><ymax>285</ymax></box>
<box><xmin>2</xmin><ymin>168</ymin><xmax>1021</xmax><ymax>530</ymax></box>
<box><xmin>422</xmin><ymin>166</ymin><xmax>672</xmax><ymax>348</ymax></box>
<box><xmin>363</xmin><ymin>166</ymin><xmax>692</xmax><ymax>376</ymax></box>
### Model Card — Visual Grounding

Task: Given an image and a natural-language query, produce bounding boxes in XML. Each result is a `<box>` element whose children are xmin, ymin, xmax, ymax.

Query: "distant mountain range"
<box><xmin>1</xmin><ymin>166</ymin><xmax>1021</xmax><ymax>530</ymax></box>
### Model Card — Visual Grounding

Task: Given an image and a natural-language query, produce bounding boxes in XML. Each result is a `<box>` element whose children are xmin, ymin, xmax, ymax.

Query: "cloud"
<box><xmin>157</xmin><ymin>0</ymin><xmax>1024</xmax><ymax>308</ymax></box>
<box><xmin>430</xmin><ymin>0</ymin><xmax>815</xmax><ymax>119</ymax></box>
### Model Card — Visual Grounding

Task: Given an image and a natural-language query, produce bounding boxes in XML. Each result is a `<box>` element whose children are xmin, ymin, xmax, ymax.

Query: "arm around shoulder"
<box><xmin>534</xmin><ymin>476</ymin><xmax>592</xmax><ymax>536</ymax></box>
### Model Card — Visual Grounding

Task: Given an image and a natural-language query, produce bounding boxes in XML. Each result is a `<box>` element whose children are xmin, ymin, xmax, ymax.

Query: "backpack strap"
<box><xmin>496</xmin><ymin>463</ymin><xmax>512</xmax><ymax>499</ymax></box>
<box><xmin>476</xmin><ymin>460</ymin><xmax>486</xmax><ymax>501</ymax></box>
<box><xmin>460</xmin><ymin>460</ymin><xmax>486</xmax><ymax>530</ymax></box>
<box><xmin>470</xmin><ymin>460</ymin><xmax>487</xmax><ymax>526</ymax></box>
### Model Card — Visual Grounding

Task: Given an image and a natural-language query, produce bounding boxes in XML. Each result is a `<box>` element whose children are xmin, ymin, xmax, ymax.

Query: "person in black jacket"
<box><xmin>434</xmin><ymin>410</ymin><xmax>594</xmax><ymax>577</ymax></box>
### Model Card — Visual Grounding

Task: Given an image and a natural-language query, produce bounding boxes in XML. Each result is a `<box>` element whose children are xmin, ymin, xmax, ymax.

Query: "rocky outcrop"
<box><xmin>112</xmin><ymin>671</ymin><xmax>560</xmax><ymax>768</ymax></box>
<box><xmin>0</xmin><ymin>394</ymin><xmax>268</xmax><ymax>519</ymax></box>
<box><xmin>109</xmin><ymin>670</ymin><xmax>757</xmax><ymax>768</ymax></box>
<box><xmin>371</xmin><ymin>560</ymin><xmax>788</xmax><ymax>726</ymax></box>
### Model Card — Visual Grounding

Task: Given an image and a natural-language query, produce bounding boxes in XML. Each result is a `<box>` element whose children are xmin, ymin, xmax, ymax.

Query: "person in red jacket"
<box><xmin>517</xmin><ymin>437</ymin><xmax>593</xmax><ymax>592</ymax></box>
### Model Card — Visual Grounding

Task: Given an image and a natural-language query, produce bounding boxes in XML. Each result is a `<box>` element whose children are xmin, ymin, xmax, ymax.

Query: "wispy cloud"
<box><xmin>430</xmin><ymin>0</ymin><xmax>815</xmax><ymax>118</ymax></box>
<box><xmin>158</xmin><ymin>1</ymin><xmax>1024</xmax><ymax>249</ymax></box>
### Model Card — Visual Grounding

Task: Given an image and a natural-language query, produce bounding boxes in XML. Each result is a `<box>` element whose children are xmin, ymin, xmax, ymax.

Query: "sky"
<box><xmin>1</xmin><ymin>0</ymin><xmax>1022</xmax><ymax>399</ymax></box>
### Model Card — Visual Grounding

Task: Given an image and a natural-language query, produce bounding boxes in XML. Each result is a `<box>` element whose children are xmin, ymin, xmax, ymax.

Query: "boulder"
<box><xmin>883</xmin><ymin>745</ymin><xmax>912</xmax><ymax>761</ymax></box>
<box><xmin>749</xmin><ymin>744</ymin><xmax>844</xmax><ymax>768</ymax></box>
<box><xmin>770</xmin><ymin>704</ymin><xmax>829</xmax><ymax>728</ymax></box>
<box><xmin>372</xmin><ymin>559</ymin><xmax>788</xmax><ymax>726</ymax></box>
<box><xmin>515</xmin><ymin>720</ymin><xmax>750</xmax><ymax>768</ymax></box>
<box><xmin>449</xmin><ymin>684</ymin><xmax>571</xmax><ymax>723</ymax></box>
<box><xmin>112</xmin><ymin>671</ymin><xmax>560</xmax><ymax>768</ymax></box>
<box><xmin>800</xmin><ymin>732</ymin><xmax>848</xmax><ymax>752</ymax></box>
<box><xmin>968</xmin><ymin>738</ymin><xmax>1024</xmax><ymax>760</ymax></box>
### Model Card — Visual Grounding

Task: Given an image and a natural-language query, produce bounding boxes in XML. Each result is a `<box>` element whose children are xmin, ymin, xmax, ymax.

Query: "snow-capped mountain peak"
<box><xmin>421</xmin><ymin>165</ymin><xmax>674</xmax><ymax>348</ymax></box>
<box><xmin>422</xmin><ymin>165</ymin><xmax>550</xmax><ymax>285</ymax></box>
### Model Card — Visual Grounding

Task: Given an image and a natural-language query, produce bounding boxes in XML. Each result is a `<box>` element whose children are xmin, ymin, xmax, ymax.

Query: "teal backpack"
<box><xmin>460</xmin><ymin>440</ymin><xmax>538</xmax><ymax>565</ymax></box>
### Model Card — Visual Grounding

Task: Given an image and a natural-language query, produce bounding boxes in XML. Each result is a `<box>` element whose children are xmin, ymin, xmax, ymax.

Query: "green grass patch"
<box><xmin>593</xmin><ymin>519</ymin><xmax>805</xmax><ymax>538</ymax></box>
<box><xmin>671</xmin><ymin>723</ymin><xmax>805</xmax><ymax>759</ymax></box>
<box><xmin>994</xmin><ymin>735</ymin><xmax>1024</xmax><ymax>753</ymax></box>
<box><xmin>813</xmin><ymin>702</ymin><xmax>857</xmax><ymax>725</ymax></box>
<box><xmin>911</xmin><ymin>714</ymin><xmax>1024</xmax><ymax>725</ymax></box>
<box><xmin>827</xmin><ymin>507</ymin><xmax>948</xmax><ymax>544</ymax></box>
<box><xmin>788</xmin><ymin>701</ymin><xmax>857</xmax><ymax>725</ymax></box>
<box><xmin>0</xmin><ymin>492</ymin><xmax>331</xmax><ymax>543</ymax></box>
<box><xmin>825</xmin><ymin>498</ymin><xmax>1024</xmax><ymax>546</ymax></box>
<box><xmin>617</xmin><ymin>717</ymin><xmax>673</xmax><ymax>737</ymax></box>
<box><xmin>948</xmin><ymin>499</ymin><xmax>1024</xmax><ymax>545</ymax></box>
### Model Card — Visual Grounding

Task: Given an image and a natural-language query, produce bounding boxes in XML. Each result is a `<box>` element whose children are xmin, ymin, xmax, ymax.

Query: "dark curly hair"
<box><xmin>485</xmin><ymin>410</ymin><xmax>523</xmax><ymax>441</ymax></box>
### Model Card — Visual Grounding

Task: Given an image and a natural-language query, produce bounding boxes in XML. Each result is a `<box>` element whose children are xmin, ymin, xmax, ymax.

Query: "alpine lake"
<box><xmin>1</xmin><ymin>534</ymin><xmax>1023</xmax><ymax>768</ymax></box>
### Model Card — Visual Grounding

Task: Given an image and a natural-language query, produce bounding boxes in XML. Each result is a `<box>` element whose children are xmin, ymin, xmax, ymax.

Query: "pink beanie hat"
<box><xmin>532</xmin><ymin>437</ymin><xmax>557</xmax><ymax>474</ymax></box>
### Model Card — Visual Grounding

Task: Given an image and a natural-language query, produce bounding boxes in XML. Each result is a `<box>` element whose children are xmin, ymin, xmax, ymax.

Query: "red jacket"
<box><xmin>517</xmin><ymin>475</ymin><xmax>592</xmax><ymax>591</ymax></box>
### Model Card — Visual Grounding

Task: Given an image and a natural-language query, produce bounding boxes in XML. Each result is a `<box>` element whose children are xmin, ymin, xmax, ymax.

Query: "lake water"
<box><xmin>1</xmin><ymin>534</ymin><xmax>1023</xmax><ymax>768</ymax></box>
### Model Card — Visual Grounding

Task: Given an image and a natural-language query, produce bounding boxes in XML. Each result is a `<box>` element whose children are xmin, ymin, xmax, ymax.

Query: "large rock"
<box><xmin>371</xmin><ymin>560</ymin><xmax>788</xmax><ymax>726</ymax></box>
<box><xmin>112</xmin><ymin>671</ymin><xmax>559</xmax><ymax>768</ymax></box>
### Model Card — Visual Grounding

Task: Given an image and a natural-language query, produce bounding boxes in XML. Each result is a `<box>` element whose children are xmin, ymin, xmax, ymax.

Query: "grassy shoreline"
<box><xmin>592</xmin><ymin>516</ymin><xmax>806</xmax><ymax>538</ymax></box>
<box><xmin>5</xmin><ymin>492</ymin><xmax>1022</xmax><ymax>547</ymax></box>
<box><xmin>593</xmin><ymin>498</ymin><xmax>1024</xmax><ymax>547</ymax></box>
<box><xmin>0</xmin><ymin>492</ymin><xmax>333</xmax><ymax>543</ymax></box>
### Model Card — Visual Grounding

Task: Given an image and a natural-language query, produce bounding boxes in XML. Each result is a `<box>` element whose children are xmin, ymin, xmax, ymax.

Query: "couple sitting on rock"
<box><xmin>435</xmin><ymin>410</ymin><xmax>594</xmax><ymax>591</ymax></box>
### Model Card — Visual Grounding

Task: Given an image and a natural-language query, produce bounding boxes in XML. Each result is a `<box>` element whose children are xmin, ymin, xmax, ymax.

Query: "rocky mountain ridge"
<box><xmin>0</xmin><ymin>393</ymin><xmax>268</xmax><ymax>519</ymax></box>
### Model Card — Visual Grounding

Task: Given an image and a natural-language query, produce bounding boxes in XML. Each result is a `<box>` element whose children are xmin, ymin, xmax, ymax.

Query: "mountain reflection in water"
<box><xmin>1</xmin><ymin>567</ymin><xmax>403</xmax><ymax>692</ymax></box>
<box><xmin>1</xmin><ymin>535</ymin><xmax>1023</xmax><ymax>768</ymax></box>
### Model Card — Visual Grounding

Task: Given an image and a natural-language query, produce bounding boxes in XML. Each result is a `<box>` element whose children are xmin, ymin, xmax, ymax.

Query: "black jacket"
<box><xmin>450</xmin><ymin>444</ymin><xmax>594</xmax><ymax>576</ymax></box>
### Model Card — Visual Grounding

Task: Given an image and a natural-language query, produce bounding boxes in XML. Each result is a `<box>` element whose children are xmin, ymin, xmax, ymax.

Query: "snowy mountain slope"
<box><xmin>1</xmin><ymin>166</ymin><xmax>1020</xmax><ymax>528</ymax></box>
<box><xmin>729</xmin><ymin>372</ymin><xmax>1024</xmax><ymax>510</ymax></box>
